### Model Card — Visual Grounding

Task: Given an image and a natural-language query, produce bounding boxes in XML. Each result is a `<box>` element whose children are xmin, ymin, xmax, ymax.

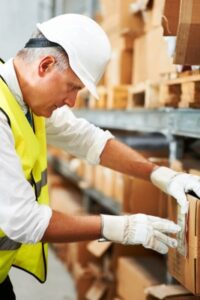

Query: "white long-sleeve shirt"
<box><xmin>0</xmin><ymin>59</ymin><xmax>113</xmax><ymax>244</ymax></box>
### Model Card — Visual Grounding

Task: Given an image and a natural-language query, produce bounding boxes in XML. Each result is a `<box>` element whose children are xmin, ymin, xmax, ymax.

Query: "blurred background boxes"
<box><xmin>117</xmin><ymin>256</ymin><xmax>166</xmax><ymax>300</ymax></box>
<box><xmin>162</xmin><ymin>0</ymin><xmax>181</xmax><ymax>36</ymax></box>
<box><xmin>133</xmin><ymin>26</ymin><xmax>176</xmax><ymax>85</ymax></box>
<box><xmin>174</xmin><ymin>0</ymin><xmax>200</xmax><ymax>65</ymax></box>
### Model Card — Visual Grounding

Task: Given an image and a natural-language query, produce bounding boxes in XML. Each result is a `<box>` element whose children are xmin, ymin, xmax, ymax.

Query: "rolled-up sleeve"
<box><xmin>0</xmin><ymin>112</ymin><xmax>52</xmax><ymax>244</ymax></box>
<box><xmin>46</xmin><ymin>106</ymin><xmax>114</xmax><ymax>165</ymax></box>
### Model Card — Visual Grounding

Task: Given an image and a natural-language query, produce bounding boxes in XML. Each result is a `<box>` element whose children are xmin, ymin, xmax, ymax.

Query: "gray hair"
<box><xmin>16</xmin><ymin>29</ymin><xmax>69</xmax><ymax>72</ymax></box>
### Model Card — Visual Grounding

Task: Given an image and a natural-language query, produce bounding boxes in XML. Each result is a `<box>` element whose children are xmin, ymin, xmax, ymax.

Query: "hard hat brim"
<box><xmin>81</xmin><ymin>79</ymin><xmax>99</xmax><ymax>100</ymax></box>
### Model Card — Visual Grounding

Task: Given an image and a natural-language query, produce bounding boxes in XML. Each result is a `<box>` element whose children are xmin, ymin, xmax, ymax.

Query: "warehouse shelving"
<box><xmin>73</xmin><ymin>108</ymin><xmax>200</xmax><ymax>139</ymax></box>
<box><xmin>48</xmin><ymin>153</ymin><xmax>122</xmax><ymax>215</ymax></box>
<box><xmin>49</xmin><ymin>107</ymin><xmax>200</xmax><ymax>214</ymax></box>
<box><xmin>73</xmin><ymin>108</ymin><xmax>200</xmax><ymax>161</ymax></box>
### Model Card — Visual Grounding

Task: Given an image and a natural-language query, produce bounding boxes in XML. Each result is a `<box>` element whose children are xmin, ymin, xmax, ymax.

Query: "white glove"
<box><xmin>101</xmin><ymin>214</ymin><xmax>180</xmax><ymax>254</ymax></box>
<box><xmin>150</xmin><ymin>166</ymin><xmax>200</xmax><ymax>214</ymax></box>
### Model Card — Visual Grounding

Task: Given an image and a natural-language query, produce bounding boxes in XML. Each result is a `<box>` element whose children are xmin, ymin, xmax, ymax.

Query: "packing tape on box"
<box><xmin>177</xmin><ymin>206</ymin><xmax>189</xmax><ymax>257</ymax></box>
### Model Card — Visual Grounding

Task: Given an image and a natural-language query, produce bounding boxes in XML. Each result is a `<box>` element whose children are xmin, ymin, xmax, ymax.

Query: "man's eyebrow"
<box><xmin>76</xmin><ymin>85</ymin><xmax>84</xmax><ymax>90</ymax></box>
<box><xmin>69</xmin><ymin>83</ymin><xmax>84</xmax><ymax>90</ymax></box>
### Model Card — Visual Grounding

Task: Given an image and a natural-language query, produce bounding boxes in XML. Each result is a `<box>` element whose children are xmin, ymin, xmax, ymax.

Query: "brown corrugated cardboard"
<box><xmin>101</xmin><ymin>0</ymin><xmax>144</xmax><ymax>36</ymax></box>
<box><xmin>174</xmin><ymin>0</ymin><xmax>200</xmax><ymax>65</ymax></box>
<box><xmin>73</xmin><ymin>263</ymin><xmax>95</xmax><ymax>300</ymax></box>
<box><xmin>105</xmin><ymin>48</ymin><xmax>133</xmax><ymax>85</ymax></box>
<box><xmin>87</xmin><ymin>240</ymin><xmax>112</xmax><ymax>258</ymax></box>
<box><xmin>168</xmin><ymin>194</ymin><xmax>200</xmax><ymax>294</ymax></box>
<box><xmin>101</xmin><ymin>168</ymin><xmax>115</xmax><ymax>198</ymax></box>
<box><xmin>146</xmin><ymin>284</ymin><xmax>197</xmax><ymax>299</ymax></box>
<box><xmin>123</xmin><ymin>157</ymin><xmax>168</xmax><ymax>217</ymax></box>
<box><xmin>143</xmin><ymin>0</ymin><xmax>165</xmax><ymax>32</ymax></box>
<box><xmin>117</xmin><ymin>256</ymin><xmax>166</xmax><ymax>300</ymax></box>
<box><xmin>111</xmin><ymin>244</ymin><xmax>159</xmax><ymax>269</ymax></box>
<box><xmin>133</xmin><ymin>27</ymin><xmax>176</xmax><ymax>84</ymax></box>
<box><xmin>123</xmin><ymin>175</ymin><xmax>168</xmax><ymax>217</ymax></box>
<box><xmin>86</xmin><ymin>279</ymin><xmax>108</xmax><ymax>300</ymax></box>
<box><xmin>112</xmin><ymin>172</ymin><xmax>125</xmax><ymax>203</ymax></box>
<box><xmin>149</xmin><ymin>297</ymin><xmax>200</xmax><ymax>300</ymax></box>
<box><xmin>162</xmin><ymin>0</ymin><xmax>181</xmax><ymax>36</ymax></box>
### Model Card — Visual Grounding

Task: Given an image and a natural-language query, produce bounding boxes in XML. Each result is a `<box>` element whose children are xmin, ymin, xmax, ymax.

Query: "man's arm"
<box><xmin>42</xmin><ymin>210</ymin><xmax>180</xmax><ymax>255</ymax></box>
<box><xmin>42</xmin><ymin>211</ymin><xmax>101</xmax><ymax>243</ymax></box>
<box><xmin>100</xmin><ymin>138</ymin><xmax>200</xmax><ymax>214</ymax></box>
<box><xmin>100</xmin><ymin>138</ymin><xmax>157</xmax><ymax>181</ymax></box>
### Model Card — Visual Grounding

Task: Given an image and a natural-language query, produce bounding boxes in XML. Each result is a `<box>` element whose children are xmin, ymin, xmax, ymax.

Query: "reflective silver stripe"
<box><xmin>35</xmin><ymin>169</ymin><xmax>47</xmax><ymax>198</ymax></box>
<box><xmin>0</xmin><ymin>236</ymin><xmax>21</xmax><ymax>250</ymax></box>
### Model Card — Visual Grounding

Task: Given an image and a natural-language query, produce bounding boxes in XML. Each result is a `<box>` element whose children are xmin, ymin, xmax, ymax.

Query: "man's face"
<box><xmin>25</xmin><ymin>56</ymin><xmax>84</xmax><ymax>117</ymax></box>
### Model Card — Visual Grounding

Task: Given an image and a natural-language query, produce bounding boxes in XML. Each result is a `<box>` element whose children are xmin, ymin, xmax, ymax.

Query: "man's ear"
<box><xmin>38</xmin><ymin>56</ymin><xmax>56</xmax><ymax>76</ymax></box>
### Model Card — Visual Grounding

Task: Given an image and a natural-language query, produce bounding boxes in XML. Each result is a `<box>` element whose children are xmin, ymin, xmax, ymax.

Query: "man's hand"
<box><xmin>101</xmin><ymin>214</ymin><xmax>180</xmax><ymax>254</ymax></box>
<box><xmin>150</xmin><ymin>166</ymin><xmax>200</xmax><ymax>214</ymax></box>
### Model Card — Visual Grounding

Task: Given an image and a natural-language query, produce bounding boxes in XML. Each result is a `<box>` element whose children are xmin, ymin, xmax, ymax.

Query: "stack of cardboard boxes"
<box><xmin>49</xmin><ymin>144</ymin><xmax>200</xmax><ymax>299</ymax></box>
<box><xmin>100</xmin><ymin>0</ymin><xmax>140</xmax><ymax>86</ymax></box>
<box><xmin>75</xmin><ymin>0</ymin><xmax>200</xmax><ymax>110</ymax></box>
<box><xmin>131</xmin><ymin>0</ymin><xmax>178</xmax><ymax>109</ymax></box>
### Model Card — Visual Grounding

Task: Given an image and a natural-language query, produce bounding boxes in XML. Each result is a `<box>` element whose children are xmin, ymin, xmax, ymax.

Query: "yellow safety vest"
<box><xmin>0</xmin><ymin>78</ymin><xmax>49</xmax><ymax>283</ymax></box>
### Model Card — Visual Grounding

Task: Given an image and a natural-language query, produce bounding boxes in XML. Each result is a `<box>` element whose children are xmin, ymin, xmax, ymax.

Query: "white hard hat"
<box><xmin>37</xmin><ymin>14</ymin><xmax>111</xmax><ymax>99</ymax></box>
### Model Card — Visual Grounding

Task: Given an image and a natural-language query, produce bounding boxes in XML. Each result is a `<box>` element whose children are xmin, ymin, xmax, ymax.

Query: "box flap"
<box><xmin>87</xmin><ymin>240</ymin><xmax>112</xmax><ymax>257</ymax></box>
<box><xmin>145</xmin><ymin>284</ymin><xmax>191</xmax><ymax>299</ymax></box>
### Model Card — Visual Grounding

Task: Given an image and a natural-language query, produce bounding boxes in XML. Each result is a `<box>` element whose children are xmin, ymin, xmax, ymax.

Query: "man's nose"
<box><xmin>64</xmin><ymin>94</ymin><xmax>77</xmax><ymax>108</ymax></box>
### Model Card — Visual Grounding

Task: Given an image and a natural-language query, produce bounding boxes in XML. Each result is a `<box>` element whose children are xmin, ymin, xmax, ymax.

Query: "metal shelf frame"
<box><xmin>73</xmin><ymin>108</ymin><xmax>200</xmax><ymax>161</ymax></box>
<box><xmin>73</xmin><ymin>108</ymin><xmax>200</xmax><ymax>139</ymax></box>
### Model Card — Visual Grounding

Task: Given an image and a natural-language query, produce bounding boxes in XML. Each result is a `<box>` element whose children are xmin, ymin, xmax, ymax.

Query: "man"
<box><xmin>0</xmin><ymin>13</ymin><xmax>199</xmax><ymax>299</ymax></box>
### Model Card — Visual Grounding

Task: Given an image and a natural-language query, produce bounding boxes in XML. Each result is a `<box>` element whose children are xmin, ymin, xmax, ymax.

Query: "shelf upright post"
<box><xmin>168</xmin><ymin>134</ymin><xmax>184</xmax><ymax>163</ymax></box>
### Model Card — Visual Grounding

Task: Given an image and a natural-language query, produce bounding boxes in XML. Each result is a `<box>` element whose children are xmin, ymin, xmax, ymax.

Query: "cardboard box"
<box><xmin>133</xmin><ymin>27</ymin><xmax>176</xmax><ymax>84</ymax></box>
<box><xmin>174</xmin><ymin>0</ymin><xmax>200</xmax><ymax>65</ymax></box>
<box><xmin>108</xmin><ymin>30</ymin><xmax>136</xmax><ymax>51</ymax></box>
<box><xmin>146</xmin><ymin>284</ymin><xmax>200</xmax><ymax>299</ymax></box>
<box><xmin>105</xmin><ymin>48</ymin><xmax>133</xmax><ymax>85</ymax></box>
<box><xmin>85</xmin><ymin>241</ymin><xmax>116</xmax><ymax>300</ymax></box>
<box><xmin>84</xmin><ymin>163</ymin><xmax>95</xmax><ymax>187</ymax></box>
<box><xmin>94</xmin><ymin>165</ymin><xmax>104</xmax><ymax>192</ymax></box>
<box><xmin>162</xmin><ymin>0</ymin><xmax>181</xmax><ymax>36</ymax></box>
<box><xmin>112</xmin><ymin>172</ymin><xmax>126</xmax><ymax>204</ymax></box>
<box><xmin>66</xmin><ymin>241</ymin><xmax>101</xmax><ymax>273</ymax></box>
<box><xmin>123</xmin><ymin>175</ymin><xmax>168</xmax><ymax>217</ymax></box>
<box><xmin>111</xmin><ymin>244</ymin><xmax>158</xmax><ymax>269</ymax></box>
<box><xmin>100</xmin><ymin>0</ymin><xmax>144</xmax><ymax>36</ymax></box>
<box><xmin>101</xmin><ymin>168</ymin><xmax>115</xmax><ymax>198</ymax></box>
<box><xmin>85</xmin><ymin>279</ymin><xmax>108</xmax><ymax>300</ymax></box>
<box><xmin>117</xmin><ymin>256</ymin><xmax>166</xmax><ymax>300</ymax></box>
<box><xmin>73</xmin><ymin>263</ymin><xmax>95</xmax><ymax>300</ymax></box>
<box><xmin>142</xmin><ymin>0</ymin><xmax>166</xmax><ymax>32</ymax></box>
<box><xmin>123</xmin><ymin>157</ymin><xmax>169</xmax><ymax>217</ymax></box>
<box><xmin>167</xmin><ymin>194</ymin><xmax>200</xmax><ymax>294</ymax></box>
<box><xmin>50</xmin><ymin>186</ymin><xmax>84</xmax><ymax>216</ymax></box>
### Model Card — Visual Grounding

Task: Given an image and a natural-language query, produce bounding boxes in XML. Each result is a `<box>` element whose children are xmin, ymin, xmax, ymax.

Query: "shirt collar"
<box><xmin>0</xmin><ymin>58</ymin><xmax>28</xmax><ymax>114</ymax></box>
